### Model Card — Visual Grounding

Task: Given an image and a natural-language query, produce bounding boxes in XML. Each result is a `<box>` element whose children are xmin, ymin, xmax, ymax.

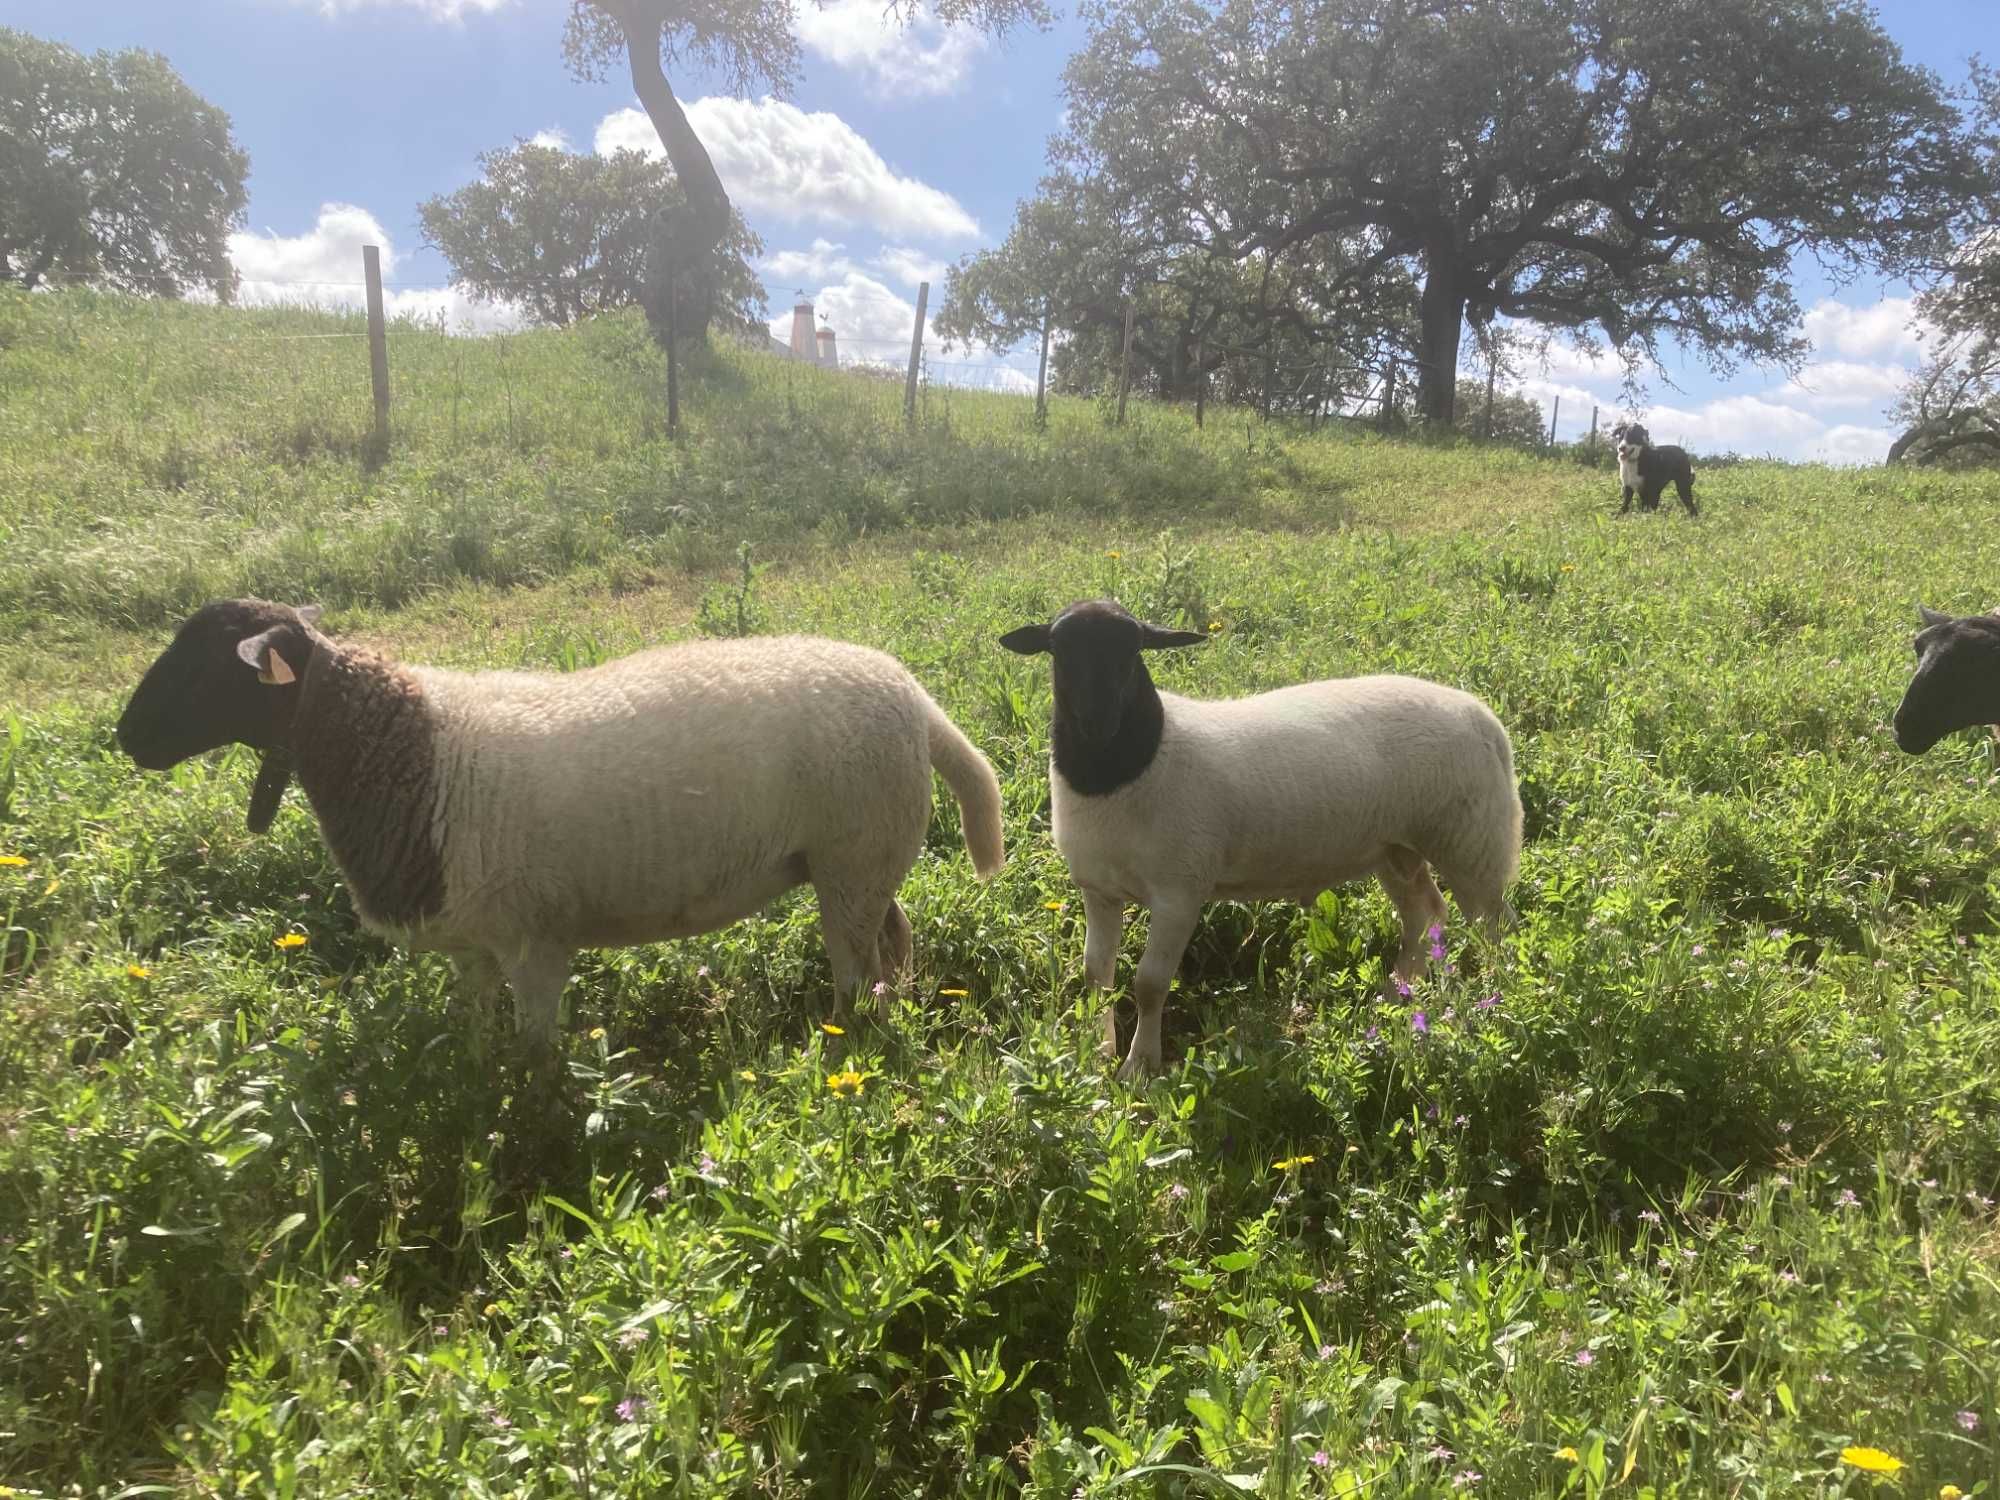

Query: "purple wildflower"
<box><xmin>1310</xmin><ymin>1451</ymin><xmax>1330</xmax><ymax>1470</ymax></box>
<box><xmin>1169</xmin><ymin>1182</ymin><xmax>1189</xmax><ymax>1202</ymax></box>
<box><xmin>1427</xmin><ymin>1444</ymin><xmax>1454</xmax><ymax>1463</ymax></box>
<box><xmin>651</xmin><ymin>1183</ymin><xmax>670</xmax><ymax>1201</ymax></box>
<box><xmin>1364</xmin><ymin>1025</ymin><xmax>1380</xmax><ymax>1043</ymax></box>
<box><xmin>1319</xmin><ymin>1343</ymin><xmax>1337</xmax><ymax>1360</ymax></box>
<box><xmin>617</xmin><ymin>1397</ymin><xmax>645</xmax><ymax>1422</ymax></box>
<box><xmin>1573</xmin><ymin>1349</ymin><xmax>1594</xmax><ymax>1367</ymax></box>
<box><xmin>1958</xmin><ymin>1410</ymin><xmax>1980</xmax><ymax>1434</ymax></box>
<box><xmin>1637</xmin><ymin>1209</ymin><xmax>1662</xmax><ymax>1225</ymax></box>
<box><xmin>1836</xmin><ymin>1188</ymin><xmax>1859</xmax><ymax>1208</ymax></box>
<box><xmin>1428</xmin><ymin>925</ymin><xmax>1447</xmax><ymax>962</ymax></box>
<box><xmin>1691</xmin><ymin>944</ymin><xmax>1706</xmax><ymax>957</ymax></box>
<box><xmin>1395</xmin><ymin>978</ymin><xmax>1414</xmax><ymax>1000</ymax></box>
<box><xmin>1411</xmin><ymin>1011</ymin><xmax>1428</xmax><ymax>1036</ymax></box>
<box><xmin>1475</xmin><ymin>993</ymin><xmax>1499</xmax><ymax>1011</ymax></box>
<box><xmin>1453</xmin><ymin>1471</ymin><xmax>1483</xmax><ymax>1490</ymax></box>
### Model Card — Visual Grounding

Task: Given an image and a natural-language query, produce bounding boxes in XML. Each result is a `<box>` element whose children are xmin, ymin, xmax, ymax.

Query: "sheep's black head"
<box><xmin>1894</xmin><ymin>605</ymin><xmax>2000</xmax><ymax>754</ymax></box>
<box><xmin>117</xmin><ymin>599</ymin><xmax>327</xmax><ymax>831</ymax></box>
<box><xmin>1000</xmin><ymin>598</ymin><xmax>1205</xmax><ymax>747</ymax></box>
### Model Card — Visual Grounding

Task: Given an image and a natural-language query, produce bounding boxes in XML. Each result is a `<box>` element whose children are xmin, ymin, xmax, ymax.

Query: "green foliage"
<box><xmin>3</xmin><ymin>290</ymin><xmax>2000</xmax><ymax>1495</ymax></box>
<box><xmin>418</xmin><ymin>141</ymin><xmax>766</xmax><ymax>335</ymax></box>
<box><xmin>0</xmin><ymin>26</ymin><xmax>248</xmax><ymax>297</ymax></box>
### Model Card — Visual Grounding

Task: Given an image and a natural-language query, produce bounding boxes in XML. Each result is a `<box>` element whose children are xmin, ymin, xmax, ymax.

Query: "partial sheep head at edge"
<box><xmin>1894</xmin><ymin>603</ymin><xmax>2000</xmax><ymax>756</ymax></box>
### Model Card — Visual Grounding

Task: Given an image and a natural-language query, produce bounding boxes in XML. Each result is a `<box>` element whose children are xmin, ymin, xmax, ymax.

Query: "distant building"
<box><xmin>763</xmin><ymin>297</ymin><xmax>839</xmax><ymax>369</ymax></box>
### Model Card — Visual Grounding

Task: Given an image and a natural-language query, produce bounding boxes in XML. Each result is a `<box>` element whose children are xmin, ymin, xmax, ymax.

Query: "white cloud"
<box><xmin>762</xmin><ymin>239</ymin><xmax>858</xmax><ymax>285</ymax></box>
<box><xmin>1774</xmin><ymin>360</ymin><xmax>1909</xmax><ymax>410</ymax></box>
<box><xmin>1631</xmin><ymin>395</ymin><xmax>1823</xmax><ymax>456</ymax></box>
<box><xmin>1811</xmin><ymin>424</ymin><xmax>1895</xmax><ymax>465</ymax></box>
<box><xmin>595</xmin><ymin>98</ymin><xmax>978</xmax><ymax>239</ymax></box>
<box><xmin>527</xmin><ymin>126</ymin><xmax>571</xmax><ymax>151</ymax></box>
<box><xmin>1801</xmin><ymin>295</ymin><xmax>1926</xmax><ymax>361</ymax></box>
<box><xmin>228</xmin><ymin>203</ymin><xmax>525</xmax><ymax>333</ymax></box>
<box><xmin>872</xmin><ymin>244</ymin><xmax>947</xmax><ymax>288</ymax></box>
<box><xmin>278</xmin><ymin>0</ymin><xmax>510</xmax><ymax>18</ymax></box>
<box><xmin>796</xmin><ymin>0</ymin><xmax>985</xmax><ymax>97</ymax></box>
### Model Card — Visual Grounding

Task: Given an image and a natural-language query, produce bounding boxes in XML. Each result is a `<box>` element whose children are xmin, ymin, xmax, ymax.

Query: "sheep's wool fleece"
<box><xmin>1051</xmin><ymin>675</ymin><xmax>1520</xmax><ymax>906</ymax></box>
<box><xmin>388</xmin><ymin>636</ymin><xmax>937</xmax><ymax>952</ymax></box>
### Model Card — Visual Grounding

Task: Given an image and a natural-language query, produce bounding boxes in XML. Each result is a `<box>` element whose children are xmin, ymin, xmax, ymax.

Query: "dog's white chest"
<box><xmin>1617</xmin><ymin>452</ymin><xmax>1642</xmax><ymax>488</ymax></box>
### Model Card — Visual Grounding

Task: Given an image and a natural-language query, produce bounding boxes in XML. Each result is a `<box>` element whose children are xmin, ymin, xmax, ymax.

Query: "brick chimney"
<box><xmin>788</xmin><ymin>299</ymin><xmax>816</xmax><ymax>359</ymax></box>
<box><xmin>816</xmin><ymin>326</ymin><xmax>838</xmax><ymax>369</ymax></box>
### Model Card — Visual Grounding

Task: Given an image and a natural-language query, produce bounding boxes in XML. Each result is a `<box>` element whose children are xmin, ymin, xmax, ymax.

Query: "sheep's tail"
<box><xmin>924</xmin><ymin>697</ymin><xmax>1005</xmax><ymax>879</ymax></box>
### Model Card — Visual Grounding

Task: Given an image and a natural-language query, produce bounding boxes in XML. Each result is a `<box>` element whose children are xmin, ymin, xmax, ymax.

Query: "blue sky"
<box><xmin>5</xmin><ymin>0</ymin><xmax>1995</xmax><ymax>459</ymax></box>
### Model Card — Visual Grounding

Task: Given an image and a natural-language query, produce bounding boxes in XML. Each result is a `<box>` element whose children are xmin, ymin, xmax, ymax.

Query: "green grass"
<box><xmin>3</xmin><ymin>286</ymin><xmax>1999</xmax><ymax>1497</ymax></box>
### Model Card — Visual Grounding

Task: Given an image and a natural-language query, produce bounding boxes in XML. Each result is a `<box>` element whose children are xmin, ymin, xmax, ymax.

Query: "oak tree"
<box><xmin>1</xmin><ymin>27</ymin><xmax>247</xmax><ymax>297</ymax></box>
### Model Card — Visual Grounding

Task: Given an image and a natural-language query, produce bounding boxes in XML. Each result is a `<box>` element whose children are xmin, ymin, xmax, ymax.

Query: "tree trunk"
<box><xmin>615</xmin><ymin>8</ymin><xmax>730</xmax><ymax>343</ymax></box>
<box><xmin>1415</xmin><ymin>252</ymin><xmax>1466</xmax><ymax>425</ymax></box>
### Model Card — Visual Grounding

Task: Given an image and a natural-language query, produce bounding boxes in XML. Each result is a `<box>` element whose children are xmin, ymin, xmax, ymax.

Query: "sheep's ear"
<box><xmin>296</xmin><ymin>604</ymin><xmax>322</xmax><ymax>628</ymax></box>
<box><xmin>999</xmin><ymin>624</ymin><xmax>1052</xmax><ymax>655</ymax></box>
<box><xmin>1137</xmin><ymin>622</ymin><xmax>1209</xmax><ymax>650</ymax></box>
<box><xmin>237</xmin><ymin>627</ymin><xmax>298</xmax><ymax>686</ymax></box>
<box><xmin>1918</xmin><ymin>605</ymin><xmax>1954</xmax><ymax>628</ymax></box>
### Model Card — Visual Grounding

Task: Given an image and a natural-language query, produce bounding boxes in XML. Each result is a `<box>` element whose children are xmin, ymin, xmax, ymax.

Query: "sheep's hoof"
<box><xmin>1116</xmin><ymin>1051</ymin><xmax>1162</xmax><ymax>1084</ymax></box>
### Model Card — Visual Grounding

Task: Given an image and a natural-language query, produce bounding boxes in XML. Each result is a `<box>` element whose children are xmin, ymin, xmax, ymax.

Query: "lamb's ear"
<box><xmin>999</xmin><ymin>623</ymin><xmax>1053</xmax><ymax>655</ymax></box>
<box><xmin>1918</xmin><ymin>605</ymin><xmax>1954</xmax><ymax>628</ymax></box>
<box><xmin>1137</xmin><ymin>621</ymin><xmax>1209</xmax><ymax>650</ymax></box>
<box><xmin>236</xmin><ymin>627</ymin><xmax>299</xmax><ymax>686</ymax></box>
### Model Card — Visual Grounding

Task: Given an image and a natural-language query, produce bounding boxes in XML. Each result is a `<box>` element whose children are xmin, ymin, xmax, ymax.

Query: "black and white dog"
<box><xmin>1611</xmin><ymin>422</ymin><xmax>1698</xmax><ymax>516</ymax></box>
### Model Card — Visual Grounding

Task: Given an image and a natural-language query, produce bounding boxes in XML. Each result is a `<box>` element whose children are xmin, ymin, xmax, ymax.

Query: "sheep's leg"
<box><xmin>1377</xmin><ymin>846</ymin><xmax>1447</xmax><ymax>993</ymax></box>
<box><xmin>1618</xmin><ymin>486</ymin><xmax>1635</xmax><ymax>515</ymax></box>
<box><xmin>1121</xmin><ymin>898</ymin><xmax>1201</xmax><ymax>1083</ymax></box>
<box><xmin>1081</xmin><ymin>889</ymin><xmax>1125</xmax><ymax>1059</ymax></box>
<box><xmin>876</xmin><ymin>900</ymin><xmax>913</xmax><ymax>996</ymax></box>
<box><xmin>450</xmin><ymin>948</ymin><xmax>507</xmax><ymax>1059</ymax></box>
<box><xmin>813</xmin><ymin>879</ymin><xmax>891</xmax><ymax>1018</ymax></box>
<box><xmin>503</xmin><ymin>942</ymin><xmax>573</xmax><ymax>1061</ymax></box>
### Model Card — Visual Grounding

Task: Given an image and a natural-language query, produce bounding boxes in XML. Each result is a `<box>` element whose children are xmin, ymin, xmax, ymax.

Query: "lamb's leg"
<box><xmin>1677</xmin><ymin>477</ymin><xmax>1698</xmax><ymax>516</ymax></box>
<box><xmin>1122</xmin><ymin>898</ymin><xmax>1201</xmax><ymax>1082</ymax></box>
<box><xmin>1377</xmin><ymin>846</ymin><xmax>1448</xmax><ymax>993</ymax></box>
<box><xmin>503</xmin><ymin>941</ymin><xmax>573</xmax><ymax>1061</ymax></box>
<box><xmin>1081</xmin><ymin>888</ymin><xmax>1125</xmax><ymax>1059</ymax></box>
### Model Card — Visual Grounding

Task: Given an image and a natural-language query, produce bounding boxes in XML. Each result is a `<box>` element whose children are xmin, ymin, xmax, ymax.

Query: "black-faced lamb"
<box><xmin>1894</xmin><ymin>605</ymin><xmax>2000</xmax><ymax>754</ymax></box>
<box><xmin>116</xmin><ymin>599</ymin><xmax>1005</xmax><ymax>1052</ymax></box>
<box><xmin>1001</xmin><ymin>599</ymin><xmax>1522</xmax><ymax>1079</ymax></box>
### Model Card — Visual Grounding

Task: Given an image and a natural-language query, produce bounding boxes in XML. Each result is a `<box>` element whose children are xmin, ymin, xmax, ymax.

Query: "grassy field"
<box><xmin>2</xmin><ymin>287</ymin><xmax>1999</xmax><ymax>1497</ymax></box>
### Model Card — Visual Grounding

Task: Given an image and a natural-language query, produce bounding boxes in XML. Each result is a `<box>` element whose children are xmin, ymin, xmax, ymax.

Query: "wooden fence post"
<box><xmin>1483</xmin><ymin>356</ymin><xmax>1497</xmax><ymax>440</ymax></box>
<box><xmin>665</xmin><ymin>257</ymin><xmax>680</xmax><ymax>438</ymax></box>
<box><xmin>1378</xmin><ymin>358</ymin><xmax>1397</xmax><ymax>432</ymax></box>
<box><xmin>1588</xmin><ymin>404</ymin><xmax>1598</xmax><ymax>452</ymax></box>
<box><xmin>1115</xmin><ymin>299</ymin><xmax>1135</xmax><ymax>426</ymax></box>
<box><xmin>904</xmin><ymin>280</ymin><xmax>929</xmax><ymax>428</ymax></box>
<box><xmin>362</xmin><ymin>245</ymin><xmax>390</xmax><ymax>455</ymax></box>
<box><xmin>1035</xmin><ymin>310</ymin><xmax>1051</xmax><ymax>430</ymax></box>
<box><xmin>1194</xmin><ymin>334</ymin><xmax>1206</xmax><ymax>430</ymax></box>
<box><xmin>1548</xmin><ymin>394</ymin><xmax>1561</xmax><ymax>447</ymax></box>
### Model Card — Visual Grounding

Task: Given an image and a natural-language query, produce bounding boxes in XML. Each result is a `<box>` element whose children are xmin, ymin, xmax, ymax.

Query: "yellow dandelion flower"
<box><xmin>0</xmin><ymin>854</ymin><xmax>27</xmax><ymax>867</ymax></box>
<box><xmin>1208</xmin><ymin>620</ymin><xmax>1222</xmax><ymax>632</ymax></box>
<box><xmin>1555</xmin><ymin>1447</ymin><xmax>1580</xmax><ymax>1463</ymax></box>
<box><xmin>483</xmin><ymin>1302</ymin><xmax>500</xmax><ymax>1317</ymax></box>
<box><xmin>1560</xmin><ymin>563</ymin><xmax>1576</xmax><ymax>573</ymax></box>
<box><xmin>42</xmin><ymin>878</ymin><xmax>59</xmax><ymax>896</ymax></box>
<box><xmin>1104</xmin><ymin>550</ymin><xmax>1122</xmax><ymax>559</ymax></box>
<box><xmin>1272</xmin><ymin>1154</ymin><xmax>1317</xmax><ymax>1171</ymax></box>
<box><xmin>739</xmin><ymin>1069</ymin><xmax>757</xmax><ymax>1082</ymax></box>
<box><xmin>1840</xmin><ymin>1447</ymin><xmax>1904</xmax><ymax>1475</ymax></box>
<box><xmin>825</xmin><ymin>1069</ymin><xmax>865</xmax><ymax>1098</ymax></box>
<box><xmin>588</xmin><ymin>1026</ymin><xmax>607</xmax><ymax>1040</ymax></box>
<box><xmin>273</xmin><ymin>932</ymin><xmax>307</xmax><ymax>950</ymax></box>
<box><xmin>126</xmin><ymin>965</ymin><xmax>153</xmax><ymax>981</ymax></box>
<box><xmin>1939</xmin><ymin>1487</ymin><xmax>1965</xmax><ymax>1500</ymax></box>
<box><xmin>1043</xmin><ymin>900</ymin><xmax>1064</xmax><ymax>911</ymax></box>
<box><xmin>939</xmin><ymin>987</ymin><xmax>969</xmax><ymax>997</ymax></box>
<box><xmin>820</xmin><ymin>1022</ymin><xmax>845</xmax><ymax>1036</ymax></box>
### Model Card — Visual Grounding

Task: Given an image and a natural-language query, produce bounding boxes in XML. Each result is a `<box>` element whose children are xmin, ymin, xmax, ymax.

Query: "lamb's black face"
<box><xmin>117</xmin><ymin>599</ymin><xmax>317</xmax><ymax>769</ymax></box>
<box><xmin>1894</xmin><ymin>607</ymin><xmax>2000</xmax><ymax>754</ymax></box>
<box><xmin>999</xmin><ymin>598</ymin><xmax>1206</xmax><ymax>744</ymax></box>
<box><xmin>1612</xmin><ymin>421</ymin><xmax>1650</xmax><ymax>461</ymax></box>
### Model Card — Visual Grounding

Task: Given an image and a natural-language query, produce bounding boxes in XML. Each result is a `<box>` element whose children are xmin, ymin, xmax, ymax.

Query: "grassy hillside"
<box><xmin>2</xmin><ymin>288</ymin><xmax>1999</xmax><ymax>1496</ymax></box>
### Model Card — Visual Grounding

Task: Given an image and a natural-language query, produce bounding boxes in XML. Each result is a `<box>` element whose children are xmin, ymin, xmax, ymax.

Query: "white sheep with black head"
<box><xmin>1001</xmin><ymin>599</ymin><xmax>1522</xmax><ymax>1079</ymax></box>
<box><xmin>116</xmin><ymin>599</ymin><xmax>1005</xmax><ymax>1053</ymax></box>
<box><xmin>1895</xmin><ymin>605</ymin><xmax>2000</xmax><ymax>755</ymax></box>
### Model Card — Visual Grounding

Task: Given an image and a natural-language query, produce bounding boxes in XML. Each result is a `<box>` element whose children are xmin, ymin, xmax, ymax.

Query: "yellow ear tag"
<box><xmin>259</xmin><ymin>652</ymin><xmax>296</xmax><ymax>686</ymax></box>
